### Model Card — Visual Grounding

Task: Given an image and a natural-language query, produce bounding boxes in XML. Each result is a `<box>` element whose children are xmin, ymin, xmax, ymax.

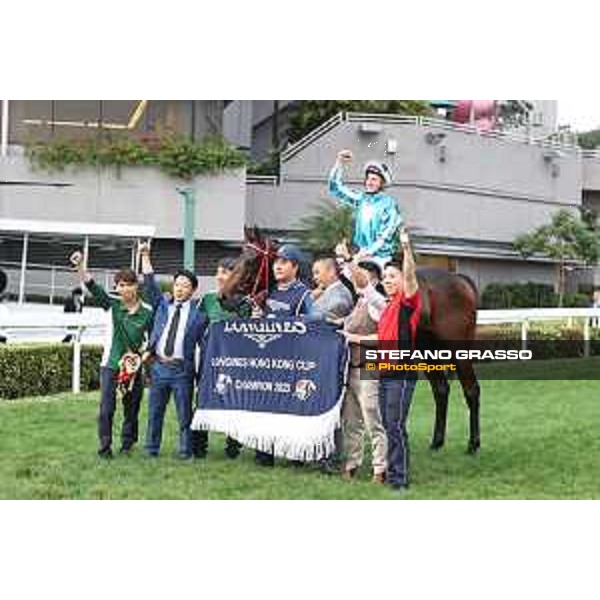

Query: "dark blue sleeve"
<box><xmin>194</xmin><ymin>312</ymin><xmax>210</xmax><ymax>347</ymax></box>
<box><xmin>143</xmin><ymin>273</ymin><xmax>163</xmax><ymax>311</ymax></box>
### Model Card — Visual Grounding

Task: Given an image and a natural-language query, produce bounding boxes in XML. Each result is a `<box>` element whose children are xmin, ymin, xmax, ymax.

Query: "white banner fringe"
<box><xmin>191</xmin><ymin>403</ymin><xmax>341</xmax><ymax>461</ymax></box>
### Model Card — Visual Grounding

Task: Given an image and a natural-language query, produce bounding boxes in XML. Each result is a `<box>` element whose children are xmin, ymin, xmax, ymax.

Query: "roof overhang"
<box><xmin>0</xmin><ymin>218</ymin><xmax>155</xmax><ymax>238</ymax></box>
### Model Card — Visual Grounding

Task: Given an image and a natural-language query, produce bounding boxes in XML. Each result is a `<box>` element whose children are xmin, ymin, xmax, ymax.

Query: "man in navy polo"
<box><xmin>255</xmin><ymin>244</ymin><xmax>316</xmax><ymax>467</ymax></box>
<box><xmin>264</xmin><ymin>244</ymin><xmax>315</xmax><ymax>318</ymax></box>
<box><xmin>139</xmin><ymin>243</ymin><xmax>208</xmax><ymax>459</ymax></box>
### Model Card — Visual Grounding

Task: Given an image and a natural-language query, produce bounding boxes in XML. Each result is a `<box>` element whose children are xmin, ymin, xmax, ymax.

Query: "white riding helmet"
<box><xmin>364</xmin><ymin>161</ymin><xmax>392</xmax><ymax>186</ymax></box>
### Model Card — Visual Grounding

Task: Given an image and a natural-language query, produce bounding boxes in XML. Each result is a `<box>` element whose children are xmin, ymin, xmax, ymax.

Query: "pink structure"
<box><xmin>452</xmin><ymin>100</ymin><xmax>497</xmax><ymax>131</ymax></box>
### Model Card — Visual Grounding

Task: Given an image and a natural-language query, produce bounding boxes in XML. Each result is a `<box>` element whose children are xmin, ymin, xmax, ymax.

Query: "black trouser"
<box><xmin>319</xmin><ymin>426</ymin><xmax>344</xmax><ymax>470</ymax></box>
<box><xmin>98</xmin><ymin>366</ymin><xmax>143</xmax><ymax>453</ymax></box>
<box><xmin>191</xmin><ymin>430</ymin><xmax>242</xmax><ymax>458</ymax></box>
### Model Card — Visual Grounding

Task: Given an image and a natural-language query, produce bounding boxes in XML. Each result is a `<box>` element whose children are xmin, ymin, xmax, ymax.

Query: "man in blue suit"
<box><xmin>139</xmin><ymin>243</ymin><xmax>208</xmax><ymax>459</ymax></box>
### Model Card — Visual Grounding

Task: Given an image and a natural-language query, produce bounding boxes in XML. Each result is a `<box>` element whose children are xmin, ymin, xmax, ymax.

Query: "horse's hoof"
<box><xmin>430</xmin><ymin>440</ymin><xmax>445</xmax><ymax>452</ymax></box>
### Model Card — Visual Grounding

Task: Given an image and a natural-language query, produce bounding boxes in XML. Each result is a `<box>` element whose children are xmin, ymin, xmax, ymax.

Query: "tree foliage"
<box><xmin>296</xmin><ymin>201</ymin><xmax>354</xmax><ymax>257</ymax></box>
<box><xmin>287</xmin><ymin>100</ymin><xmax>433</xmax><ymax>143</ymax></box>
<box><xmin>495</xmin><ymin>100</ymin><xmax>534</xmax><ymax>130</ymax></box>
<box><xmin>577</xmin><ymin>129</ymin><xmax>600</xmax><ymax>149</ymax></box>
<box><xmin>514</xmin><ymin>209</ymin><xmax>600</xmax><ymax>306</ymax></box>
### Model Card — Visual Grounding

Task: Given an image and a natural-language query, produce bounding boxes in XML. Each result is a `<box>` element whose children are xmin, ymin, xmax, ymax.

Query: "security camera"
<box><xmin>543</xmin><ymin>149</ymin><xmax>565</xmax><ymax>161</ymax></box>
<box><xmin>425</xmin><ymin>132</ymin><xmax>447</xmax><ymax>146</ymax></box>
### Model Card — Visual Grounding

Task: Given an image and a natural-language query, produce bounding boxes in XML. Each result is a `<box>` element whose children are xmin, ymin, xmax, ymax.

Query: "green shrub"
<box><xmin>481</xmin><ymin>282</ymin><xmax>592</xmax><ymax>309</ymax></box>
<box><xmin>25</xmin><ymin>134</ymin><xmax>246</xmax><ymax>181</ymax></box>
<box><xmin>0</xmin><ymin>345</ymin><xmax>103</xmax><ymax>399</ymax></box>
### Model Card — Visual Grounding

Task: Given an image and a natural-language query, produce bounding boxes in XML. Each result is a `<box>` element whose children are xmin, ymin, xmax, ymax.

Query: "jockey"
<box><xmin>328</xmin><ymin>149</ymin><xmax>403</xmax><ymax>269</ymax></box>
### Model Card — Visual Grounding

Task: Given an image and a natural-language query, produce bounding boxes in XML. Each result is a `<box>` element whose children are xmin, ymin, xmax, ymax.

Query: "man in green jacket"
<box><xmin>71</xmin><ymin>251</ymin><xmax>153</xmax><ymax>459</ymax></box>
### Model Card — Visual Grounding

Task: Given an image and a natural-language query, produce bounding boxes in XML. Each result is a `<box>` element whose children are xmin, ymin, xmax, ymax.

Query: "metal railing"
<box><xmin>477</xmin><ymin>307</ymin><xmax>600</xmax><ymax>356</ymax></box>
<box><xmin>246</xmin><ymin>175</ymin><xmax>279</xmax><ymax>186</ymax></box>
<box><xmin>1</xmin><ymin>307</ymin><xmax>599</xmax><ymax>395</ymax></box>
<box><xmin>346</xmin><ymin>113</ymin><xmax>420</xmax><ymax>125</ymax></box>
<box><xmin>0</xmin><ymin>261</ymin><xmax>114</xmax><ymax>304</ymax></box>
<box><xmin>581</xmin><ymin>149</ymin><xmax>600</xmax><ymax>160</ymax></box>
<box><xmin>280</xmin><ymin>112</ymin><xmax>345</xmax><ymax>162</ymax></box>
<box><xmin>281</xmin><ymin>112</ymin><xmax>582</xmax><ymax>163</ymax></box>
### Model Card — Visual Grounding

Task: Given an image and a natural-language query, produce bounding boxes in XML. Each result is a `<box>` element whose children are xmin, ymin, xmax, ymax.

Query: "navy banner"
<box><xmin>191</xmin><ymin>318</ymin><xmax>348</xmax><ymax>460</ymax></box>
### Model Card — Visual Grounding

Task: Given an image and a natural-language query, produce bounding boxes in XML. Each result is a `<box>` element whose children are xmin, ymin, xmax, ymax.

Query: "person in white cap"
<box><xmin>328</xmin><ymin>149</ymin><xmax>403</xmax><ymax>269</ymax></box>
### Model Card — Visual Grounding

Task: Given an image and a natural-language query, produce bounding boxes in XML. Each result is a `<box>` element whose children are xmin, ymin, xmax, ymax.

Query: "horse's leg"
<box><xmin>424</xmin><ymin>371</ymin><xmax>450</xmax><ymax>451</ymax></box>
<box><xmin>455</xmin><ymin>360</ymin><xmax>481</xmax><ymax>454</ymax></box>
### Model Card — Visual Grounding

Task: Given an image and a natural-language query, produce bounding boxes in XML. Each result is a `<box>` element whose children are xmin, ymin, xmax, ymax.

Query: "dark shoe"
<box><xmin>191</xmin><ymin>431</ymin><xmax>209</xmax><ymax>458</ymax></box>
<box><xmin>119</xmin><ymin>445</ymin><xmax>133</xmax><ymax>456</ymax></box>
<box><xmin>372</xmin><ymin>472</ymin><xmax>386</xmax><ymax>485</ymax></box>
<box><xmin>341</xmin><ymin>467</ymin><xmax>357</xmax><ymax>481</ymax></box>
<box><xmin>224</xmin><ymin>437</ymin><xmax>242</xmax><ymax>460</ymax></box>
<box><xmin>193</xmin><ymin>450</ymin><xmax>207</xmax><ymax>460</ymax></box>
<box><xmin>97</xmin><ymin>448</ymin><xmax>113</xmax><ymax>460</ymax></box>
<box><xmin>319</xmin><ymin>460</ymin><xmax>340</xmax><ymax>476</ymax></box>
<box><xmin>145</xmin><ymin>451</ymin><xmax>159</xmax><ymax>459</ymax></box>
<box><xmin>255</xmin><ymin>451</ymin><xmax>275</xmax><ymax>467</ymax></box>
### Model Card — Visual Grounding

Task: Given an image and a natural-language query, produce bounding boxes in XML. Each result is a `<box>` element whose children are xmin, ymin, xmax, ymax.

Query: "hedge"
<box><xmin>0</xmin><ymin>344</ymin><xmax>103</xmax><ymax>399</ymax></box>
<box><xmin>2</xmin><ymin>324</ymin><xmax>599</xmax><ymax>398</ymax></box>
<box><xmin>481</xmin><ymin>282</ymin><xmax>591</xmax><ymax>309</ymax></box>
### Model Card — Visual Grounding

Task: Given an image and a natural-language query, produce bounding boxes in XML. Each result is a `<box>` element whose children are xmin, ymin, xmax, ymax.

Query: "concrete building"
<box><xmin>241</xmin><ymin>107</ymin><xmax>600</xmax><ymax>292</ymax></box>
<box><xmin>2</xmin><ymin>99</ymin><xmax>600</xmax><ymax>303</ymax></box>
<box><xmin>0</xmin><ymin>100</ymin><xmax>241</xmax><ymax>300</ymax></box>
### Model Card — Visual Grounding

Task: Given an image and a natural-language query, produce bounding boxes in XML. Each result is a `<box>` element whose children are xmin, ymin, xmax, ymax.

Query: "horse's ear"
<box><xmin>246</xmin><ymin>225</ymin><xmax>262</xmax><ymax>245</ymax></box>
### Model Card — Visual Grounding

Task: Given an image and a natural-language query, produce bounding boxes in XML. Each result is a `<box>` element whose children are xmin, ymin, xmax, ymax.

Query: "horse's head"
<box><xmin>220</xmin><ymin>227</ymin><xmax>278</xmax><ymax>310</ymax></box>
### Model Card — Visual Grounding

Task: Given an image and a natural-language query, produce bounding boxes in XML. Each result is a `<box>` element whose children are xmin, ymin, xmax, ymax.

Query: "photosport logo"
<box><xmin>223</xmin><ymin>320</ymin><xmax>308</xmax><ymax>349</ymax></box>
<box><xmin>360</xmin><ymin>345</ymin><xmax>545</xmax><ymax>380</ymax></box>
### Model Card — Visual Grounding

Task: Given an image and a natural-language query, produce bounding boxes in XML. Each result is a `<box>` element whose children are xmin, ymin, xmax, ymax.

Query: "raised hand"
<box><xmin>337</xmin><ymin>149</ymin><xmax>353</xmax><ymax>164</ymax></box>
<box><xmin>138</xmin><ymin>239</ymin><xmax>154</xmax><ymax>275</ymax></box>
<box><xmin>399</xmin><ymin>228</ymin><xmax>410</xmax><ymax>248</ymax></box>
<box><xmin>69</xmin><ymin>250</ymin><xmax>84</xmax><ymax>268</ymax></box>
<box><xmin>335</xmin><ymin>238</ymin><xmax>352</xmax><ymax>262</ymax></box>
<box><xmin>138</xmin><ymin>239</ymin><xmax>151</xmax><ymax>257</ymax></box>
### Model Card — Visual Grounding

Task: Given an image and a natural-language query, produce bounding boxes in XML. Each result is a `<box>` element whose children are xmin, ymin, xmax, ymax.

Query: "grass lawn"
<box><xmin>1</xmin><ymin>358</ymin><xmax>599</xmax><ymax>499</ymax></box>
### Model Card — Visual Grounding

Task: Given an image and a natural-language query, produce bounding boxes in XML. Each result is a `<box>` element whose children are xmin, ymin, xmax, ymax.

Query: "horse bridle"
<box><xmin>242</xmin><ymin>239</ymin><xmax>277</xmax><ymax>306</ymax></box>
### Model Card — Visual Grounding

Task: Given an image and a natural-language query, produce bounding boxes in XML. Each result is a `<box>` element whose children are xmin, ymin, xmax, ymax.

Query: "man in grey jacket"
<box><xmin>312</xmin><ymin>257</ymin><xmax>354</xmax><ymax>321</ymax></box>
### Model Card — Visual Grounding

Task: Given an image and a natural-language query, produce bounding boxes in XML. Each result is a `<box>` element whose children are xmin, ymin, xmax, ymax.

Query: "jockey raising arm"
<box><xmin>328</xmin><ymin>149</ymin><xmax>404</xmax><ymax>265</ymax></box>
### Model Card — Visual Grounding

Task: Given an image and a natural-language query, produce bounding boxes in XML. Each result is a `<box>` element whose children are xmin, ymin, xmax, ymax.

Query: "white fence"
<box><xmin>1</xmin><ymin>307</ymin><xmax>600</xmax><ymax>395</ymax></box>
<box><xmin>280</xmin><ymin>112</ymin><xmax>581</xmax><ymax>162</ymax></box>
<box><xmin>477</xmin><ymin>307</ymin><xmax>600</xmax><ymax>356</ymax></box>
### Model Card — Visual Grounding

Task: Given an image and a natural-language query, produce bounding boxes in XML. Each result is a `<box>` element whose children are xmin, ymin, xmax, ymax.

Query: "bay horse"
<box><xmin>221</xmin><ymin>228</ymin><xmax>481</xmax><ymax>454</ymax></box>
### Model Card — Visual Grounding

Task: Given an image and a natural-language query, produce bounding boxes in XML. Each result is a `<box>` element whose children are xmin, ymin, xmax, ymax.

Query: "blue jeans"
<box><xmin>145</xmin><ymin>361</ymin><xmax>194</xmax><ymax>457</ymax></box>
<box><xmin>379</xmin><ymin>377</ymin><xmax>418</xmax><ymax>487</ymax></box>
